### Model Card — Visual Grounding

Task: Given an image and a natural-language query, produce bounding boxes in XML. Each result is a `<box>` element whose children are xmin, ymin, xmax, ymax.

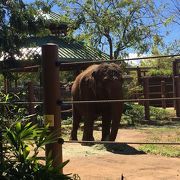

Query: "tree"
<box><xmin>0</xmin><ymin>0</ymin><xmax>56</xmax><ymax>60</ymax></box>
<box><xmin>167</xmin><ymin>0</ymin><xmax>180</xmax><ymax>26</ymax></box>
<box><xmin>59</xmin><ymin>0</ymin><xmax>164</xmax><ymax>59</ymax></box>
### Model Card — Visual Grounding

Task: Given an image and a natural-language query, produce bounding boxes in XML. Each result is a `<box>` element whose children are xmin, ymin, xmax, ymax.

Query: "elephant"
<box><xmin>70</xmin><ymin>63</ymin><xmax>124</xmax><ymax>141</ymax></box>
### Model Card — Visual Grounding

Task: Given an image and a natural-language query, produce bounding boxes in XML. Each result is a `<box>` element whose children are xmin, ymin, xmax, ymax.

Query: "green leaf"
<box><xmin>23</xmin><ymin>145</ymin><xmax>31</xmax><ymax>159</ymax></box>
<box><xmin>5</xmin><ymin>94</ymin><xmax>9</xmax><ymax>102</ymax></box>
<box><xmin>15</xmin><ymin>122</ymin><xmax>22</xmax><ymax>133</ymax></box>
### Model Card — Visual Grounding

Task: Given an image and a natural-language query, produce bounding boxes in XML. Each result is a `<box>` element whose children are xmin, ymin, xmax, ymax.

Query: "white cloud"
<box><xmin>127</xmin><ymin>53</ymin><xmax>141</xmax><ymax>65</ymax></box>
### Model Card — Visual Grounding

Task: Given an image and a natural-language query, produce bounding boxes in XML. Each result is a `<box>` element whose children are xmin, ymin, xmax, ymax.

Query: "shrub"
<box><xmin>0</xmin><ymin>122</ymin><xmax>73</xmax><ymax>180</ymax></box>
<box><xmin>123</xmin><ymin>103</ymin><xmax>172</xmax><ymax>125</ymax></box>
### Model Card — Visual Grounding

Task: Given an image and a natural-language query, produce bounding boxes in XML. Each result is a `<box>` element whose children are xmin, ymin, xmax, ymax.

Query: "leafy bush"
<box><xmin>148</xmin><ymin>69</ymin><xmax>172</xmax><ymax>76</ymax></box>
<box><xmin>123</xmin><ymin>103</ymin><xmax>172</xmax><ymax>125</ymax></box>
<box><xmin>0</xmin><ymin>92</ymin><xmax>28</xmax><ymax>126</ymax></box>
<box><xmin>150</xmin><ymin>106</ymin><xmax>171</xmax><ymax>121</ymax></box>
<box><xmin>123</xmin><ymin>104</ymin><xmax>144</xmax><ymax>124</ymax></box>
<box><xmin>141</xmin><ymin>56</ymin><xmax>174</xmax><ymax>76</ymax></box>
<box><xmin>0</xmin><ymin>122</ymin><xmax>73</xmax><ymax>180</ymax></box>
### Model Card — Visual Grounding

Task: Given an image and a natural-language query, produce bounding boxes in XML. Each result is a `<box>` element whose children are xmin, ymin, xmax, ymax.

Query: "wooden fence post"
<box><xmin>0</xmin><ymin>130</ymin><xmax>2</xmax><ymax>166</ymax></box>
<box><xmin>174</xmin><ymin>76</ymin><xmax>180</xmax><ymax>118</ymax></box>
<box><xmin>173</xmin><ymin>60</ymin><xmax>177</xmax><ymax>109</ymax></box>
<box><xmin>4</xmin><ymin>75</ymin><xmax>8</xmax><ymax>94</ymax></box>
<box><xmin>143</xmin><ymin>78</ymin><xmax>150</xmax><ymax>121</ymax></box>
<box><xmin>27</xmin><ymin>82</ymin><xmax>35</xmax><ymax>113</ymax></box>
<box><xmin>161</xmin><ymin>80</ymin><xmax>166</xmax><ymax>109</ymax></box>
<box><xmin>42</xmin><ymin>44</ymin><xmax>62</xmax><ymax>169</ymax></box>
<box><xmin>137</xmin><ymin>66</ymin><xmax>141</xmax><ymax>84</ymax></box>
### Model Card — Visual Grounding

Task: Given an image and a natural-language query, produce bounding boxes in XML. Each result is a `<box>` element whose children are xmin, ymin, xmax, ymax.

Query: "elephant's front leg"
<box><xmin>70</xmin><ymin>105</ymin><xmax>81</xmax><ymax>140</ymax></box>
<box><xmin>101</xmin><ymin>111</ymin><xmax>111</xmax><ymax>141</ymax></box>
<box><xmin>82</xmin><ymin>114</ymin><xmax>96</xmax><ymax>141</ymax></box>
<box><xmin>109</xmin><ymin>102</ymin><xmax>123</xmax><ymax>141</ymax></box>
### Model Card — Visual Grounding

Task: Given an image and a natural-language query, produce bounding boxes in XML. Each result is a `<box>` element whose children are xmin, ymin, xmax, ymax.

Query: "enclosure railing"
<box><xmin>0</xmin><ymin>44</ymin><xmax>180</xmax><ymax>170</ymax></box>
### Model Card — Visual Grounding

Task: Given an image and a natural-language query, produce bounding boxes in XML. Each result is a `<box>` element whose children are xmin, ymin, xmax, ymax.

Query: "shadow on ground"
<box><xmin>104</xmin><ymin>143</ymin><xmax>146</xmax><ymax>155</ymax></box>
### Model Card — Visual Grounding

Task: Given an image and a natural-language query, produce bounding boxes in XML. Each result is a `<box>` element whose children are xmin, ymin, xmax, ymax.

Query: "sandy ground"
<box><xmin>62</xmin><ymin>129</ymin><xmax>180</xmax><ymax>180</ymax></box>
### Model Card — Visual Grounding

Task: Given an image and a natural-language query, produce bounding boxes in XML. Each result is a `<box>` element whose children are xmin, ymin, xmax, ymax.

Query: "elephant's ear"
<box><xmin>79</xmin><ymin>75</ymin><xmax>97</xmax><ymax>97</ymax></box>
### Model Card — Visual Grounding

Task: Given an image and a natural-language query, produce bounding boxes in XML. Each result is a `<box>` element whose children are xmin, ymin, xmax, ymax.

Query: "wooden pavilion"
<box><xmin>0</xmin><ymin>12</ymin><xmax>109</xmax><ymax>92</ymax></box>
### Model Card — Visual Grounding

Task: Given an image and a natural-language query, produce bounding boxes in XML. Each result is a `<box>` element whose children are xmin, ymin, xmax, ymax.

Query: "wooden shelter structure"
<box><xmin>0</xmin><ymin>11</ymin><xmax>109</xmax><ymax>93</ymax></box>
<box><xmin>0</xmin><ymin>11</ymin><xmax>109</xmax><ymax>74</ymax></box>
<box><xmin>0</xmin><ymin>35</ymin><xmax>109</xmax><ymax>72</ymax></box>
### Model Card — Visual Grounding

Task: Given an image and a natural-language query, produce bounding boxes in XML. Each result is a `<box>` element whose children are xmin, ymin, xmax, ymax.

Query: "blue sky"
<box><xmin>24</xmin><ymin>0</ymin><xmax>179</xmax><ymax>54</ymax></box>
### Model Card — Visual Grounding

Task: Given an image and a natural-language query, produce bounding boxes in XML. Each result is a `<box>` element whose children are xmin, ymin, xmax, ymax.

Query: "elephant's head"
<box><xmin>91</xmin><ymin>63</ymin><xmax>123</xmax><ymax>99</ymax></box>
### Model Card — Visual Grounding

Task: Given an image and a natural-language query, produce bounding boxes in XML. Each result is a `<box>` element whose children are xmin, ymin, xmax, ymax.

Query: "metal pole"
<box><xmin>42</xmin><ymin>44</ymin><xmax>62</xmax><ymax>169</ymax></box>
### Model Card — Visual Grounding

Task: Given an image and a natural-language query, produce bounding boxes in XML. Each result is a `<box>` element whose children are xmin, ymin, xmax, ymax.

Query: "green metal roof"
<box><xmin>18</xmin><ymin>36</ymin><xmax>109</xmax><ymax>62</ymax></box>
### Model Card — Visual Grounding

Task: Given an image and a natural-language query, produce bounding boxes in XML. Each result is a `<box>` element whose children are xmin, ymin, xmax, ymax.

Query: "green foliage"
<box><xmin>17</xmin><ymin>72</ymin><xmax>41</xmax><ymax>85</ymax></box>
<box><xmin>60</xmin><ymin>0</ymin><xmax>165</xmax><ymax>59</ymax></box>
<box><xmin>0</xmin><ymin>92</ymin><xmax>28</xmax><ymax>126</ymax></box>
<box><xmin>123</xmin><ymin>71</ymin><xmax>143</xmax><ymax>99</ymax></box>
<box><xmin>0</xmin><ymin>122</ymin><xmax>73</xmax><ymax>179</ymax></box>
<box><xmin>122</xmin><ymin>103</ymin><xmax>144</xmax><ymax>124</ymax></box>
<box><xmin>60</xmin><ymin>71</ymin><xmax>75</xmax><ymax>83</ymax></box>
<box><xmin>148</xmin><ymin>69</ymin><xmax>172</xmax><ymax>76</ymax></box>
<box><xmin>140</xmin><ymin>47</ymin><xmax>176</xmax><ymax>76</ymax></box>
<box><xmin>123</xmin><ymin>104</ymin><xmax>172</xmax><ymax>125</ymax></box>
<box><xmin>141</xmin><ymin>57</ymin><xmax>174</xmax><ymax>76</ymax></box>
<box><xmin>0</xmin><ymin>75</ymin><xmax>4</xmax><ymax>87</ymax></box>
<box><xmin>0</xmin><ymin>0</ymin><xmax>52</xmax><ymax>58</ymax></box>
<box><xmin>62</xmin><ymin>117</ymin><xmax>73</xmax><ymax>126</ymax></box>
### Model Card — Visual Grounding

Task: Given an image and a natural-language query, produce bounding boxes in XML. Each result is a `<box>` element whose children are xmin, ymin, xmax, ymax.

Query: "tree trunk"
<box><xmin>105</xmin><ymin>34</ymin><xmax>113</xmax><ymax>60</ymax></box>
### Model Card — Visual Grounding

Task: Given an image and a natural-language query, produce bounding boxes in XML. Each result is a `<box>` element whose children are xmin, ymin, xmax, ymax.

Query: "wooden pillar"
<box><xmin>42</xmin><ymin>44</ymin><xmax>62</xmax><ymax>169</ymax></box>
<box><xmin>173</xmin><ymin>60</ymin><xmax>178</xmax><ymax>77</ymax></box>
<box><xmin>143</xmin><ymin>78</ymin><xmax>150</xmax><ymax>121</ymax></box>
<box><xmin>39</xmin><ymin>68</ymin><xmax>43</xmax><ymax>101</ymax></box>
<box><xmin>137</xmin><ymin>66</ymin><xmax>141</xmax><ymax>84</ymax></box>
<box><xmin>4</xmin><ymin>75</ymin><xmax>8</xmax><ymax>94</ymax></box>
<box><xmin>174</xmin><ymin>76</ymin><xmax>180</xmax><ymax>118</ymax></box>
<box><xmin>0</xmin><ymin>130</ymin><xmax>3</xmax><ymax>166</ymax></box>
<box><xmin>173</xmin><ymin>60</ymin><xmax>177</xmax><ymax>109</ymax></box>
<box><xmin>15</xmin><ymin>73</ymin><xmax>18</xmax><ymax>89</ymax></box>
<box><xmin>161</xmin><ymin>80</ymin><xmax>166</xmax><ymax>109</ymax></box>
<box><xmin>27</xmin><ymin>81</ymin><xmax>36</xmax><ymax>122</ymax></box>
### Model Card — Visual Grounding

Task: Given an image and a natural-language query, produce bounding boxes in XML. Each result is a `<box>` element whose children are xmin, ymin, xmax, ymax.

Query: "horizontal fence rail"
<box><xmin>61</xmin><ymin>139</ymin><xmax>180</xmax><ymax>146</ymax></box>
<box><xmin>62</xmin><ymin>97</ymin><xmax>180</xmax><ymax>105</ymax></box>
<box><xmin>148</xmin><ymin>84</ymin><xmax>173</xmax><ymax>88</ymax></box>
<box><xmin>56</xmin><ymin>54</ymin><xmax>180</xmax><ymax>66</ymax></box>
<box><xmin>1</xmin><ymin>54</ymin><xmax>179</xmax><ymax>72</ymax></box>
<box><xmin>0</xmin><ymin>101</ymin><xmax>43</xmax><ymax>104</ymax></box>
<box><xmin>0</xmin><ymin>97</ymin><xmax>180</xmax><ymax>105</ymax></box>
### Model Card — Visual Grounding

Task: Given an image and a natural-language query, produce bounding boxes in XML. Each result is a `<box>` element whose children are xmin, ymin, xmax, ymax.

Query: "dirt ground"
<box><xmin>62</xmin><ymin>129</ymin><xmax>180</xmax><ymax>180</ymax></box>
